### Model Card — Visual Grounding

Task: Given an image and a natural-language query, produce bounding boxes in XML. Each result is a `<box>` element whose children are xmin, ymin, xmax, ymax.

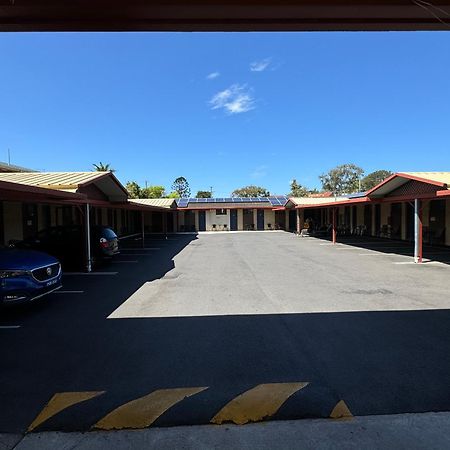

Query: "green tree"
<box><xmin>361</xmin><ymin>170</ymin><xmax>393</xmax><ymax>191</ymax></box>
<box><xmin>125</xmin><ymin>181</ymin><xmax>142</xmax><ymax>199</ymax></box>
<box><xmin>171</xmin><ymin>177</ymin><xmax>191</xmax><ymax>198</ymax></box>
<box><xmin>93</xmin><ymin>162</ymin><xmax>114</xmax><ymax>172</ymax></box>
<box><xmin>166</xmin><ymin>191</ymin><xmax>181</xmax><ymax>198</ymax></box>
<box><xmin>288</xmin><ymin>179</ymin><xmax>309</xmax><ymax>197</ymax></box>
<box><xmin>319</xmin><ymin>164</ymin><xmax>364</xmax><ymax>195</ymax></box>
<box><xmin>231</xmin><ymin>185</ymin><xmax>270</xmax><ymax>197</ymax></box>
<box><xmin>142</xmin><ymin>185</ymin><xmax>166</xmax><ymax>198</ymax></box>
<box><xmin>196</xmin><ymin>190</ymin><xmax>212</xmax><ymax>198</ymax></box>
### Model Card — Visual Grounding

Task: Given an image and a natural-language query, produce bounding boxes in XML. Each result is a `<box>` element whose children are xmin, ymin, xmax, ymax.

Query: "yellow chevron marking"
<box><xmin>330</xmin><ymin>400</ymin><xmax>353</xmax><ymax>419</ymax></box>
<box><xmin>94</xmin><ymin>387</ymin><xmax>208</xmax><ymax>430</ymax></box>
<box><xmin>28</xmin><ymin>391</ymin><xmax>105</xmax><ymax>432</ymax></box>
<box><xmin>211</xmin><ymin>382</ymin><xmax>308</xmax><ymax>425</ymax></box>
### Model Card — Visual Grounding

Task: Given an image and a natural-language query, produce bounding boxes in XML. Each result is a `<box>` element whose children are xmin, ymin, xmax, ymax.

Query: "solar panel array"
<box><xmin>175</xmin><ymin>196</ymin><xmax>288</xmax><ymax>207</ymax></box>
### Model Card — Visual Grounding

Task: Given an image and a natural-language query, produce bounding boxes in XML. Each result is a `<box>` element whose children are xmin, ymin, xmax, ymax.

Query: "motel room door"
<box><xmin>257</xmin><ymin>209</ymin><xmax>264</xmax><ymax>230</ymax></box>
<box><xmin>230</xmin><ymin>210</ymin><xmax>238</xmax><ymax>231</ymax></box>
<box><xmin>198</xmin><ymin>210</ymin><xmax>206</xmax><ymax>231</ymax></box>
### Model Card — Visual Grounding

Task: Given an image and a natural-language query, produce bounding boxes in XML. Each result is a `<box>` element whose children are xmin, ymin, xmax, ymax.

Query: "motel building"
<box><xmin>285</xmin><ymin>172</ymin><xmax>450</xmax><ymax>262</ymax></box>
<box><xmin>0</xmin><ymin>171</ymin><xmax>177</xmax><ymax>271</ymax></box>
<box><xmin>173</xmin><ymin>197</ymin><xmax>293</xmax><ymax>232</ymax></box>
<box><xmin>0</xmin><ymin>169</ymin><xmax>449</xmax><ymax>269</ymax></box>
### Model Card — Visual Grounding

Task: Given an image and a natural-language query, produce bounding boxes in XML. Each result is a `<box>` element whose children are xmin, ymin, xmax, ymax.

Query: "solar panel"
<box><xmin>225</xmin><ymin>198</ymin><xmax>233</xmax><ymax>202</ymax></box>
<box><xmin>189</xmin><ymin>198</ymin><xmax>198</xmax><ymax>203</ymax></box>
<box><xmin>206</xmin><ymin>198</ymin><xmax>214</xmax><ymax>203</ymax></box>
<box><xmin>198</xmin><ymin>198</ymin><xmax>207</xmax><ymax>202</ymax></box>
<box><xmin>216</xmin><ymin>198</ymin><xmax>225</xmax><ymax>202</ymax></box>
<box><xmin>268</xmin><ymin>198</ymin><xmax>282</xmax><ymax>206</ymax></box>
<box><xmin>177</xmin><ymin>198</ymin><xmax>189</xmax><ymax>208</ymax></box>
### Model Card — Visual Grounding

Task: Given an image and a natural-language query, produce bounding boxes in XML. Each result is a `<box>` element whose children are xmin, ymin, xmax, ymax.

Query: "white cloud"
<box><xmin>251</xmin><ymin>165</ymin><xmax>268</xmax><ymax>179</ymax></box>
<box><xmin>250</xmin><ymin>58</ymin><xmax>271</xmax><ymax>72</ymax></box>
<box><xmin>206</xmin><ymin>72</ymin><xmax>220</xmax><ymax>80</ymax></box>
<box><xmin>209</xmin><ymin>84</ymin><xmax>255</xmax><ymax>115</ymax></box>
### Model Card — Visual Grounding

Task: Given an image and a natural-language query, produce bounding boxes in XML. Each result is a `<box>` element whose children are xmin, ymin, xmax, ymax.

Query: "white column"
<box><xmin>85</xmin><ymin>203</ymin><xmax>92</xmax><ymax>272</ymax></box>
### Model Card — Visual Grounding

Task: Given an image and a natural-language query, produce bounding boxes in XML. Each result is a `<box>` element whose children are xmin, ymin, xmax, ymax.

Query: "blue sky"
<box><xmin>0</xmin><ymin>32</ymin><xmax>449</xmax><ymax>196</ymax></box>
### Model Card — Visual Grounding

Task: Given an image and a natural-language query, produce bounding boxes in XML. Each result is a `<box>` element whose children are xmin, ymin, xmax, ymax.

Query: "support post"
<box><xmin>163</xmin><ymin>212</ymin><xmax>168</xmax><ymax>239</ymax></box>
<box><xmin>85</xmin><ymin>203</ymin><xmax>92</xmax><ymax>273</ymax></box>
<box><xmin>414</xmin><ymin>198</ymin><xmax>423</xmax><ymax>263</ymax></box>
<box><xmin>141</xmin><ymin>211</ymin><xmax>145</xmax><ymax>248</ymax></box>
<box><xmin>332</xmin><ymin>207</ymin><xmax>337</xmax><ymax>244</ymax></box>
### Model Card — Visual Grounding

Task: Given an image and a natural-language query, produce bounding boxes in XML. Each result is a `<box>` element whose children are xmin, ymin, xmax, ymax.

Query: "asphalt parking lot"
<box><xmin>1</xmin><ymin>231</ymin><xmax>450</xmax><ymax>435</ymax></box>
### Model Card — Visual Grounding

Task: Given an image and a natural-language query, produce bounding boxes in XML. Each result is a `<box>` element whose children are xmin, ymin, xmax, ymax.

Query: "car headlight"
<box><xmin>0</xmin><ymin>270</ymin><xmax>28</xmax><ymax>278</ymax></box>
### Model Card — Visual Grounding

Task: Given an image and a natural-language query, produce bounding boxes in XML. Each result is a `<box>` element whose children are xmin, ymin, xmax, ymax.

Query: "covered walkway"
<box><xmin>290</xmin><ymin>172</ymin><xmax>450</xmax><ymax>264</ymax></box>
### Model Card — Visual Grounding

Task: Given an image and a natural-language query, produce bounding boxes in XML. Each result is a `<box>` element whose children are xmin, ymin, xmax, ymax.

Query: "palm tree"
<box><xmin>93</xmin><ymin>162</ymin><xmax>114</xmax><ymax>172</ymax></box>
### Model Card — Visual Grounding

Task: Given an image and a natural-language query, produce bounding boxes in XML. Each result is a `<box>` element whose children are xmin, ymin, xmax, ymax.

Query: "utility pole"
<box><xmin>7</xmin><ymin>148</ymin><xmax>11</xmax><ymax>165</ymax></box>
<box><xmin>210</xmin><ymin>186</ymin><xmax>213</xmax><ymax>197</ymax></box>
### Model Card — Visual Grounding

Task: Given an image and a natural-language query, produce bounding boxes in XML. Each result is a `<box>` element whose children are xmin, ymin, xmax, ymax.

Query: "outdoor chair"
<box><xmin>212</xmin><ymin>224</ymin><xmax>217</xmax><ymax>231</ymax></box>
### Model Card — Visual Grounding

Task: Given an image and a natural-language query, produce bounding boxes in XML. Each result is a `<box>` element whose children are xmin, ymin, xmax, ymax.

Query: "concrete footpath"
<box><xmin>3</xmin><ymin>412</ymin><xmax>450</xmax><ymax>450</ymax></box>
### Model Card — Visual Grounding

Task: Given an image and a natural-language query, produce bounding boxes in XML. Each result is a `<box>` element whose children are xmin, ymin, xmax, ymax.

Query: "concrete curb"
<box><xmin>7</xmin><ymin>412</ymin><xmax>450</xmax><ymax>450</ymax></box>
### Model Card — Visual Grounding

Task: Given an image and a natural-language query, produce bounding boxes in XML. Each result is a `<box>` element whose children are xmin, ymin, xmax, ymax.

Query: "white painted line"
<box><xmin>111</xmin><ymin>260</ymin><xmax>138</xmax><ymax>264</ymax></box>
<box><xmin>0</xmin><ymin>325</ymin><xmax>21</xmax><ymax>329</ymax></box>
<box><xmin>64</xmin><ymin>272</ymin><xmax>118</xmax><ymax>276</ymax></box>
<box><xmin>53</xmin><ymin>290</ymin><xmax>84</xmax><ymax>294</ymax></box>
<box><xmin>121</xmin><ymin>248</ymin><xmax>161</xmax><ymax>251</ymax></box>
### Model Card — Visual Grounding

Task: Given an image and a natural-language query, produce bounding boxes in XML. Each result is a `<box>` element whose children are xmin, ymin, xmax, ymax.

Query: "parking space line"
<box><xmin>211</xmin><ymin>382</ymin><xmax>308</xmax><ymax>425</ymax></box>
<box><xmin>52</xmin><ymin>290</ymin><xmax>84</xmax><ymax>294</ymax></box>
<box><xmin>94</xmin><ymin>387</ymin><xmax>208</xmax><ymax>430</ymax></box>
<box><xmin>64</xmin><ymin>272</ymin><xmax>118</xmax><ymax>276</ymax></box>
<box><xmin>120</xmin><ymin>253</ymin><xmax>154</xmax><ymax>256</ymax></box>
<box><xmin>120</xmin><ymin>248</ymin><xmax>161</xmax><ymax>251</ymax></box>
<box><xmin>0</xmin><ymin>325</ymin><xmax>21</xmax><ymax>329</ymax></box>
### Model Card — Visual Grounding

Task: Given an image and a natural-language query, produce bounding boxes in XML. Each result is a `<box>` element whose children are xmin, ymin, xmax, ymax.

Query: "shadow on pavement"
<box><xmin>311</xmin><ymin>235</ymin><xmax>450</xmax><ymax>264</ymax></box>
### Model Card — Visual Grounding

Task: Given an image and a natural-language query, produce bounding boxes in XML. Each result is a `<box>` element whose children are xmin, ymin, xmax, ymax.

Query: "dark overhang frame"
<box><xmin>1</xmin><ymin>1</ymin><xmax>450</xmax><ymax>32</ymax></box>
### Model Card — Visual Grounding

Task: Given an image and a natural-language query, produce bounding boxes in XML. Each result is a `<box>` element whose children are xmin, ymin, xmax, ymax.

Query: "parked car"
<box><xmin>12</xmin><ymin>225</ymin><xmax>120</xmax><ymax>270</ymax></box>
<box><xmin>0</xmin><ymin>248</ymin><xmax>62</xmax><ymax>306</ymax></box>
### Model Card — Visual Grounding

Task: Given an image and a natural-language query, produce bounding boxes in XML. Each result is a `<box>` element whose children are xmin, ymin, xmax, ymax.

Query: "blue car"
<box><xmin>0</xmin><ymin>249</ymin><xmax>62</xmax><ymax>306</ymax></box>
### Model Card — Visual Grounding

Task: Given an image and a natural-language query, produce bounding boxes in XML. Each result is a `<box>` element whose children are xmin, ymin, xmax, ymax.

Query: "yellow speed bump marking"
<box><xmin>211</xmin><ymin>382</ymin><xmax>309</xmax><ymax>425</ymax></box>
<box><xmin>28</xmin><ymin>391</ymin><xmax>105</xmax><ymax>432</ymax></box>
<box><xmin>94</xmin><ymin>387</ymin><xmax>208</xmax><ymax>430</ymax></box>
<box><xmin>330</xmin><ymin>400</ymin><xmax>353</xmax><ymax>419</ymax></box>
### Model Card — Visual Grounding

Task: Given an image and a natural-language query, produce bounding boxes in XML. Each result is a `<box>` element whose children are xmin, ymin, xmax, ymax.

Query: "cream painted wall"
<box><xmin>3</xmin><ymin>202</ymin><xmax>23</xmax><ymax>244</ymax></box>
<box><xmin>237</xmin><ymin>209</ymin><xmax>243</xmax><ymax>230</ymax></box>
<box><xmin>265</xmin><ymin>210</ymin><xmax>275</xmax><ymax>230</ymax></box>
<box><xmin>194</xmin><ymin>210</ymin><xmax>199</xmax><ymax>231</ymax></box>
<box><xmin>380</xmin><ymin>203</ymin><xmax>390</xmax><ymax>226</ymax></box>
<box><xmin>206</xmin><ymin>209</ymin><xmax>229</xmax><ymax>230</ymax></box>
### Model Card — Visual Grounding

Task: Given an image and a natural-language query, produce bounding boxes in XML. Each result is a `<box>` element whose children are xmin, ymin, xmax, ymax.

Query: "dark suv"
<box><xmin>12</xmin><ymin>225</ymin><xmax>119</xmax><ymax>269</ymax></box>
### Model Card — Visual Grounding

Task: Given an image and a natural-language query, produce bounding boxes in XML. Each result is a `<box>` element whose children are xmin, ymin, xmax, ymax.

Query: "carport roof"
<box><xmin>0</xmin><ymin>171</ymin><xmax>129</xmax><ymax>201</ymax></box>
<box><xmin>129</xmin><ymin>198</ymin><xmax>176</xmax><ymax>209</ymax></box>
<box><xmin>287</xmin><ymin>197</ymin><xmax>348</xmax><ymax>207</ymax></box>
